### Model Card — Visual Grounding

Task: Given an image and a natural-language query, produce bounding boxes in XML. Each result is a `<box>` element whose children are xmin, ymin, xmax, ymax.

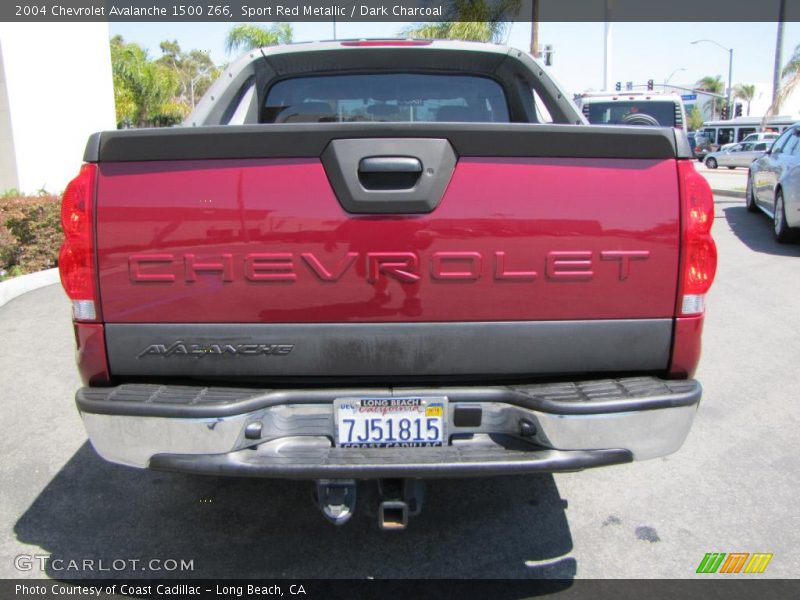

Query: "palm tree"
<box><xmin>696</xmin><ymin>75</ymin><xmax>724</xmax><ymax>119</ymax></box>
<box><xmin>110</xmin><ymin>36</ymin><xmax>182</xmax><ymax>127</ymax></box>
<box><xmin>400</xmin><ymin>21</ymin><xmax>506</xmax><ymax>43</ymax></box>
<box><xmin>225</xmin><ymin>23</ymin><xmax>293</xmax><ymax>55</ymax></box>
<box><xmin>768</xmin><ymin>42</ymin><xmax>800</xmax><ymax>117</ymax></box>
<box><xmin>733</xmin><ymin>83</ymin><xmax>756</xmax><ymax>116</ymax></box>
<box><xmin>401</xmin><ymin>0</ymin><xmax>521</xmax><ymax>43</ymax></box>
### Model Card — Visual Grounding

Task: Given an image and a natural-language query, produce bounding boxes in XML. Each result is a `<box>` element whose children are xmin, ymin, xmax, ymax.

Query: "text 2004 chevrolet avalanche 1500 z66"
<box><xmin>60</xmin><ymin>40</ymin><xmax>716</xmax><ymax>529</ymax></box>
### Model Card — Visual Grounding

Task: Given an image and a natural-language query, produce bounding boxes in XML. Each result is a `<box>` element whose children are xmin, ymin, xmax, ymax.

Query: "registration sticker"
<box><xmin>334</xmin><ymin>397</ymin><xmax>448</xmax><ymax>448</ymax></box>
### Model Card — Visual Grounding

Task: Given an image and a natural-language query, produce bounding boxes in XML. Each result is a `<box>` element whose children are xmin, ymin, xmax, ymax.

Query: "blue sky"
<box><xmin>109</xmin><ymin>21</ymin><xmax>800</xmax><ymax>96</ymax></box>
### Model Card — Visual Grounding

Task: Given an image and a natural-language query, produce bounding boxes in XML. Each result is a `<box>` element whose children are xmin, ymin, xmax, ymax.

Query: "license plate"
<box><xmin>334</xmin><ymin>397</ymin><xmax>447</xmax><ymax>448</ymax></box>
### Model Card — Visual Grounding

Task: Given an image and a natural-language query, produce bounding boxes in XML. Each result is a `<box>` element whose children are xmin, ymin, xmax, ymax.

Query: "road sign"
<box><xmin>681</xmin><ymin>94</ymin><xmax>697</xmax><ymax>101</ymax></box>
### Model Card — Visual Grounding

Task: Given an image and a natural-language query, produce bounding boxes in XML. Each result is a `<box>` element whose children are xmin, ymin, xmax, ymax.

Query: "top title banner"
<box><xmin>3</xmin><ymin>0</ymin><xmax>800</xmax><ymax>22</ymax></box>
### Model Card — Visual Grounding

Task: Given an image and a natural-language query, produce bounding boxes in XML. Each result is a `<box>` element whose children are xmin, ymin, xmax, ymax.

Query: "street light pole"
<box><xmin>726</xmin><ymin>47</ymin><xmax>733</xmax><ymax>117</ymax></box>
<box><xmin>665</xmin><ymin>68</ymin><xmax>685</xmax><ymax>84</ymax></box>
<box><xmin>190</xmin><ymin>72</ymin><xmax>207</xmax><ymax>109</ymax></box>
<box><xmin>691</xmin><ymin>39</ymin><xmax>734</xmax><ymax>119</ymax></box>
<box><xmin>664</xmin><ymin>68</ymin><xmax>686</xmax><ymax>92</ymax></box>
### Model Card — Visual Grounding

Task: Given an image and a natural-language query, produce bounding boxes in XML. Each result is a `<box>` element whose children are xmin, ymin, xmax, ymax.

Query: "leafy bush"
<box><xmin>0</xmin><ymin>194</ymin><xmax>62</xmax><ymax>279</ymax></box>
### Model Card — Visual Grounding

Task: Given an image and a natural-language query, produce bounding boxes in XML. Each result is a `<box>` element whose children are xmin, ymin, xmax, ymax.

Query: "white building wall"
<box><xmin>0</xmin><ymin>23</ymin><xmax>115</xmax><ymax>194</ymax></box>
<box><xmin>0</xmin><ymin>42</ymin><xmax>18</xmax><ymax>191</ymax></box>
<box><xmin>743</xmin><ymin>82</ymin><xmax>800</xmax><ymax>120</ymax></box>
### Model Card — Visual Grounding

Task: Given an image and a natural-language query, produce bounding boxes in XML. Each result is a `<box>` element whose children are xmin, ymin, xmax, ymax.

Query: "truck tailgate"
<box><xmin>91</xmin><ymin>126</ymin><xmax>682</xmax><ymax>379</ymax></box>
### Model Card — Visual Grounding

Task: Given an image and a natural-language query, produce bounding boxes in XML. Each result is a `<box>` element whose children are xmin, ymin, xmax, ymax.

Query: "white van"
<box><xmin>701</xmin><ymin>116</ymin><xmax>795</xmax><ymax>151</ymax></box>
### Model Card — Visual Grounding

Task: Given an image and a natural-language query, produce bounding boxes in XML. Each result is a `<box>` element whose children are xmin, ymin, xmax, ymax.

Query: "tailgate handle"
<box><xmin>359</xmin><ymin>156</ymin><xmax>422</xmax><ymax>173</ymax></box>
<box><xmin>322</xmin><ymin>138</ymin><xmax>456</xmax><ymax>214</ymax></box>
<box><xmin>358</xmin><ymin>156</ymin><xmax>422</xmax><ymax>190</ymax></box>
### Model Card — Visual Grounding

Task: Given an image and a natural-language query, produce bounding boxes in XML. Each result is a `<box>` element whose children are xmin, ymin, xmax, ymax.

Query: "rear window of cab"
<box><xmin>262</xmin><ymin>73</ymin><xmax>510</xmax><ymax>123</ymax></box>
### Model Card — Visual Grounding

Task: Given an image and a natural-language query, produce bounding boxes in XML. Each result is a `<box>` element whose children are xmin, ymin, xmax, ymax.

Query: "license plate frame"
<box><xmin>333</xmin><ymin>396</ymin><xmax>448</xmax><ymax>448</ymax></box>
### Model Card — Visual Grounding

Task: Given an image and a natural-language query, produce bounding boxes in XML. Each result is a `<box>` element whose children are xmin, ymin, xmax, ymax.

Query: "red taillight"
<box><xmin>676</xmin><ymin>160</ymin><xmax>717</xmax><ymax>315</ymax></box>
<box><xmin>59</xmin><ymin>163</ymin><xmax>100</xmax><ymax>321</ymax></box>
<box><xmin>59</xmin><ymin>244</ymin><xmax>92</xmax><ymax>298</ymax></box>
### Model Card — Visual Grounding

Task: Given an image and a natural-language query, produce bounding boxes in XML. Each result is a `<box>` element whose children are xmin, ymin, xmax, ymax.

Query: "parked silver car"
<box><xmin>705</xmin><ymin>141</ymin><xmax>770</xmax><ymax>169</ymax></box>
<box><xmin>720</xmin><ymin>132</ymin><xmax>779</xmax><ymax>152</ymax></box>
<box><xmin>747</xmin><ymin>125</ymin><xmax>800</xmax><ymax>242</ymax></box>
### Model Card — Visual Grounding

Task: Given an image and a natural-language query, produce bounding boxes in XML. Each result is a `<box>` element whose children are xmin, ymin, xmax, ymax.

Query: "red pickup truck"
<box><xmin>60</xmin><ymin>40</ymin><xmax>716</xmax><ymax>529</ymax></box>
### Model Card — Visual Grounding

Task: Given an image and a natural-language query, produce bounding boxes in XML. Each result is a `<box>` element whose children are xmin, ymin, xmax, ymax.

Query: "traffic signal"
<box><xmin>721</xmin><ymin>106</ymin><xmax>729</xmax><ymax>120</ymax></box>
<box><xmin>615</xmin><ymin>81</ymin><xmax>621</xmax><ymax>92</ymax></box>
<box><xmin>647</xmin><ymin>79</ymin><xmax>654</xmax><ymax>91</ymax></box>
<box><xmin>543</xmin><ymin>44</ymin><xmax>554</xmax><ymax>66</ymax></box>
<box><xmin>734</xmin><ymin>103</ymin><xmax>743</xmax><ymax>118</ymax></box>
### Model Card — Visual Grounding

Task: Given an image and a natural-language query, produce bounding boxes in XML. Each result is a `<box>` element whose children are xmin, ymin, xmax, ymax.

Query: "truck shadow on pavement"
<box><xmin>722</xmin><ymin>204</ymin><xmax>800</xmax><ymax>256</ymax></box>
<box><xmin>14</xmin><ymin>443</ymin><xmax>576</xmax><ymax>580</ymax></box>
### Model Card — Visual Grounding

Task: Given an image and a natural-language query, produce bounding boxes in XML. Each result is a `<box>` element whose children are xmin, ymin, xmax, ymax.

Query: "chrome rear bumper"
<box><xmin>78</xmin><ymin>377</ymin><xmax>701</xmax><ymax>477</ymax></box>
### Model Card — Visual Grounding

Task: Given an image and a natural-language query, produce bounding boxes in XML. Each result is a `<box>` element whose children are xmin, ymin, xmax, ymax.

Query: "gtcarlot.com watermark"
<box><xmin>15</xmin><ymin>554</ymin><xmax>194</xmax><ymax>573</ymax></box>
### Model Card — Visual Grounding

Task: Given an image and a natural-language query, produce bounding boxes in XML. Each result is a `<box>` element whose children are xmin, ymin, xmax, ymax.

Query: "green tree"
<box><xmin>688</xmin><ymin>105</ymin><xmax>704</xmax><ymax>130</ymax></box>
<box><xmin>697</xmin><ymin>75</ymin><xmax>724</xmax><ymax>94</ymax></box>
<box><xmin>110</xmin><ymin>35</ymin><xmax>147</xmax><ymax>126</ymax></box>
<box><xmin>695</xmin><ymin>75</ymin><xmax>724</xmax><ymax>119</ymax></box>
<box><xmin>769</xmin><ymin>42</ymin><xmax>800</xmax><ymax>116</ymax></box>
<box><xmin>400</xmin><ymin>0</ymin><xmax>521</xmax><ymax>43</ymax></box>
<box><xmin>157</xmin><ymin>40</ymin><xmax>220</xmax><ymax>109</ymax></box>
<box><xmin>110</xmin><ymin>35</ymin><xmax>184</xmax><ymax>127</ymax></box>
<box><xmin>225</xmin><ymin>23</ymin><xmax>293</xmax><ymax>55</ymax></box>
<box><xmin>733</xmin><ymin>83</ymin><xmax>756</xmax><ymax>116</ymax></box>
<box><xmin>399</xmin><ymin>22</ymin><xmax>501</xmax><ymax>43</ymax></box>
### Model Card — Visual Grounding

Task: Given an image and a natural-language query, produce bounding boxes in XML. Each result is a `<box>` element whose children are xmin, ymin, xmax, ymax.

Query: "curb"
<box><xmin>711</xmin><ymin>188</ymin><xmax>746</xmax><ymax>199</ymax></box>
<box><xmin>0</xmin><ymin>268</ymin><xmax>60</xmax><ymax>308</ymax></box>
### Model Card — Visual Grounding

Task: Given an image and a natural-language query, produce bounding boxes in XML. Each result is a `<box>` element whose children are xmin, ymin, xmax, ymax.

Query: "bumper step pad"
<box><xmin>78</xmin><ymin>377</ymin><xmax>700</xmax><ymax>418</ymax></box>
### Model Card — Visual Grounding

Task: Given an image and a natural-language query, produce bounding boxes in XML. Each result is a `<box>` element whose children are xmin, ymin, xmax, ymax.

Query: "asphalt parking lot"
<box><xmin>1</xmin><ymin>194</ymin><xmax>798</xmax><ymax>580</ymax></box>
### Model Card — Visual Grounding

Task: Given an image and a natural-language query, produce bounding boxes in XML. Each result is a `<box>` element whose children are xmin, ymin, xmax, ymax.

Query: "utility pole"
<box><xmin>530</xmin><ymin>0</ymin><xmax>540</xmax><ymax>57</ymax></box>
<box><xmin>603</xmin><ymin>0</ymin><xmax>613</xmax><ymax>91</ymax></box>
<box><xmin>772</xmin><ymin>0</ymin><xmax>786</xmax><ymax>107</ymax></box>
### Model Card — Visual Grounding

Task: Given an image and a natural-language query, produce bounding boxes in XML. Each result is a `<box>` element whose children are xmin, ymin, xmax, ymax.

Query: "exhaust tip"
<box><xmin>379</xmin><ymin>500</ymin><xmax>409</xmax><ymax>530</ymax></box>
